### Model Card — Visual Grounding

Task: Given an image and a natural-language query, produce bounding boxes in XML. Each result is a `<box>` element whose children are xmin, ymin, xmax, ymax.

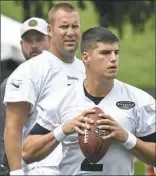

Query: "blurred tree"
<box><xmin>90</xmin><ymin>0</ymin><xmax>154</xmax><ymax>38</ymax></box>
<box><xmin>15</xmin><ymin>0</ymin><xmax>31</xmax><ymax>21</ymax></box>
<box><xmin>15</xmin><ymin>0</ymin><xmax>154</xmax><ymax>38</ymax></box>
<box><xmin>14</xmin><ymin>0</ymin><xmax>54</xmax><ymax>21</ymax></box>
<box><xmin>77</xmin><ymin>0</ymin><xmax>86</xmax><ymax>10</ymax></box>
<box><xmin>34</xmin><ymin>1</ymin><xmax>44</xmax><ymax>18</ymax></box>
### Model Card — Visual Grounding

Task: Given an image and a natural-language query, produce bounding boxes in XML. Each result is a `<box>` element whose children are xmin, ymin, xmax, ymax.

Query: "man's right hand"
<box><xmin>62</xmin><ymin>109</ymin><xmax>95</xmax><ymax>135</ymax></box>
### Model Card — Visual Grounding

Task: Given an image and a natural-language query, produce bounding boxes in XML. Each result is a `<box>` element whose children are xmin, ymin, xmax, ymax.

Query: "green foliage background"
<box><xmin>1</xmin><ymin>1</ymin><xmax>155</xmax><ymax>175</ymax></box>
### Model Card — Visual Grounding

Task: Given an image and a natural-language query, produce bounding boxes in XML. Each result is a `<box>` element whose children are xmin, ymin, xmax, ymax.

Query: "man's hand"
<box><xmin>97</xmin><ymin>113</ymin><xmax>128</xmax><ymax>142</ymax></box>
<box><xmin>62</xmin><ymin>109</ymin><xmax>95</xmax><ymax>135</ymax></box>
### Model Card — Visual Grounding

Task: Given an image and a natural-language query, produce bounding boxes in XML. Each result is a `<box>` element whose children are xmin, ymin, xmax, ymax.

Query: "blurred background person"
<box><xmin>0</xmin><ymin>17</ymin><xmax>49</xmax><ymax>175</ymax></box>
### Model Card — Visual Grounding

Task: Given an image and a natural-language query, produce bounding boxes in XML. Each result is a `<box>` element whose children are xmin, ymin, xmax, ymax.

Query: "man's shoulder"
<box><xmin>23</xmin><ymin>51</ymin><xmax>48</xmax><ymax>66</ymax></box>
<box><xmin>8</xmin><ymin>51</ymin><xmax>53</xmax><ymax>77</ymax></box>
<box><xmin>116</xmin><ymin>79</ymin><xmax>155</xmax><ymax>106</ymax></box>
<box><xmin>74</xmin><ymin>57</ymin><xmax>83</xmax><ymax>65</ymax></box>
<box><xmin>74</xmin><ymin>57</ymin><xmax>85</xmax><ymax>72</ymax></box>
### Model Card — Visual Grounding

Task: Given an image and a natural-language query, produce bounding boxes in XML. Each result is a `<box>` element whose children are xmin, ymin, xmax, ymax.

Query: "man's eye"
<box><xmin>24</xmin><ymin>38</ymin><xmax>32</xmax><ymax>43</ymax></box>
<box><xmin>102</xmin><ymin>51</ymin><xmax>111</xmax><ymax>55</ymax></box>
<box><xmin>61</xmin><ymin>26</ymin><xmax>68</xmax><ymax>29</ymax></box>
<box><xmin>73</xmin><ymin>25</ymin><xmax>79</xmax><ymax>29</ymax></box>
<box><xmin>37</xmin><ymin>36</ymin><xmax>45</xmax><ymax>42</ymax></box>
<box><xmin>115</xmin><ymin>51</ymin><xmax>119</xmax><ymax>55</ymax></box>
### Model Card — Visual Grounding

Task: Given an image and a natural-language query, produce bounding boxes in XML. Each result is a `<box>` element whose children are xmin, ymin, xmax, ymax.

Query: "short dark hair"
<box><xmin>48</xmin><ymin>3</ymin><xmax>77</xmax><ymax>24</ymax></box>
<box><xmin>81</xmin><ymin>27</ymin><xmax>119</xmax><ymax>53</ymax></box>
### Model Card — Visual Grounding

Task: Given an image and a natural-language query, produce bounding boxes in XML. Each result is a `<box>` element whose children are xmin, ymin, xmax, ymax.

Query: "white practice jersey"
<box><xmin>154</xmin><ymin>167</ymin><xmax>156</xmax><ymax>174</ymax></box>
<box><xmin>37</xmin><ymin>79</ymin><xmax>155</xmax><ymax>175</ymax></box>
<box><xmin>4</xmin><ymin>50</ymin><xmax>85</xmax><ymax>169</ymax></box>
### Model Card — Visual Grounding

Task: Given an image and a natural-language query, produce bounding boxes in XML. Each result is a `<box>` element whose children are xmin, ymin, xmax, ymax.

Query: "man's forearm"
<box><xmin>131</xmin><ymin>139</ymin><xmax>156</xmax><ymax>166</ymax></box>
<box><xmin>22</xmin><ymin>132</ymin><xmax>59</xmax><ymax>164</ymax></box>
<box><xmin>4</xmin><ymin>101</ymin><xmax>31</xmax><ymax>173</ymax></box>
<box><xmin>4</xmin><ymin>129</ymin><xmax>22</xmax><ymax>171</ymax></box>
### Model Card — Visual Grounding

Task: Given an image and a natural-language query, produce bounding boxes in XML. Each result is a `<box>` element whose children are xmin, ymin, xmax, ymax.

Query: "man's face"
<box><xmin>21</xmin><ymin>30</ymin><xmax>49</xmax><ymax>60</ymax></box>
<box><xmin>48</xmin><ymin>9</ymin><xmax>81</xmax><ymax>56</ymax></box>
<box><xmin>83</xmin><ymin>42</ymin><xmax>119</xmax><ymax>80</ymax></box>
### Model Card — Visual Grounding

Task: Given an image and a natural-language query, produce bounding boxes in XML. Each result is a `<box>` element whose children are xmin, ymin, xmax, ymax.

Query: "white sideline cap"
<box><xmin>21</xmin><ymin>17</ymin><xmax>48</xmax><ymax>37</ymax></box>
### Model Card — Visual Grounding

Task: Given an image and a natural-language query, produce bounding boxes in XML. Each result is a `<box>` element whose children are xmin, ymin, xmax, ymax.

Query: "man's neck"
<box><xmin>48</xmin><ymin>47</ymin><xmax>74</xmax><ymax>63</ymax></box>
<box><xmin>84</xmin><ymin>77</ymin><xmax>114</xmax><ymax>98</ymax></box>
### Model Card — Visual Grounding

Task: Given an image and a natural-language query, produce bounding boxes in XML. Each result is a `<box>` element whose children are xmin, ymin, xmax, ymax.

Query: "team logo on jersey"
<box><xmin>11</xmin><ymin>82</ymin><xmax>19</xmax><ymax>88</ymax></box>
<box><xmin>28</xmin><ymin>19</ymin><xmax>38</xmax><ymax>27</ymax></box>
<box><xmin>116</xmin><ymin>101</ymin><xmax>135</xmax><ymax>110</ymax></box>
<box><xmin>10</xmin><ymin>79</ymin><xmax>22</xmax><ymax>89</ymax></box>
<box><xmin>11</xmin><ymin>80</ymin><xmax>20</xmax><ymax>88</ymax></box>
<box><xmin>67</xmin><ymin>76</ymin><xmax>79</xmax><ymax>80</ymax></box>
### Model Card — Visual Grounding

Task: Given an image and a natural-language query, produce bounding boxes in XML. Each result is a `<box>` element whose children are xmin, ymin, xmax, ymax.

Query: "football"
<box><xmin>78</xmin><ymin>107</ymin><xmax>112</xmax><ymax>163</ymax></box>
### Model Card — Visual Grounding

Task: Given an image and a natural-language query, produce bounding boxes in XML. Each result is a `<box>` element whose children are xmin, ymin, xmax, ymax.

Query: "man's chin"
<box><xmin>105</xmin><ymin>73</ymin><xmax>117</xmax><ymax>80</ymax></box>
<box><xmin>65</xmin><ymin>46</ymin><xmax>77</xmax><ymax>54</ymax></box>
<box><xmin>31</xmin><ymin>53</ymin><xmax>41</xmax><ymax>57</ymax></box>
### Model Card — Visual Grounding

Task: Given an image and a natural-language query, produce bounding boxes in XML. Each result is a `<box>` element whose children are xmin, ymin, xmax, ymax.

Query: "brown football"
<box><xmin>78</xmin><ymin>107</ymin><xmax>112</xmax><ymax>163</ymax></box>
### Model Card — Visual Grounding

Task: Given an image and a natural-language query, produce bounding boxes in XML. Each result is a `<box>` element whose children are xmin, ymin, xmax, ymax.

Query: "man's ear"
<box><xmin>82</xmin><ymin>52</ymin><xmax>90</xmax><ymax>65</ymax></box>
<box><xmin>48</xmin><ymin>24</ymin><xmax>53</xmax><ymax>37</ymax></box>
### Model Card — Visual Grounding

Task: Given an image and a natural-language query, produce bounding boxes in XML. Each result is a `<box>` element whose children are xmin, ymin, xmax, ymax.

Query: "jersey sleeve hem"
<box><xmin>3</xmin><ymin>98</ymin><xmax>35</xmax><ymax>107</ymax></box>
<box><xmin>37</xmin><ymin>117</ymin><xmax>52</xmax><ymax>131</ymax></box>
<box><xmin>136</xmin><ymin>123</ymin><xmax>156</xmax><ymax>137</ymax></box>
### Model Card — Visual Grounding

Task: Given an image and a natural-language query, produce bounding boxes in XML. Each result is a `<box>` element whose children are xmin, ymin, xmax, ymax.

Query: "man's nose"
<box><xmin>31</xmin><ymin>41</ymin><xmax>39</xmax><ymax>48</ymax></box>
<box><xmin>110</xmin><ymin>52</ymin><xmax>118</xmax><ymax>62</ymax></box>
<box><xmin>66</xmin><ymin>28</ymin><xmax>75</xmax><ymax>36</ymax></box>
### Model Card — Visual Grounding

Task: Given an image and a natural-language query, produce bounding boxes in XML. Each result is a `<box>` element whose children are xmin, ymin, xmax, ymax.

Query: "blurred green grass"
<box><xmin>1</xmin><ymin>1</ymin><xmax>153</xmax><ymax>174</ymax></box>
<box><xmin>135</xmin><ymin>160</ymin><xmax>145</xmax><ymax>175</ymax></box>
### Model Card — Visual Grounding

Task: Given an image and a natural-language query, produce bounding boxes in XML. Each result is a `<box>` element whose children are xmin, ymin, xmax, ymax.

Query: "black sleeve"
<box><xmin>138</xmin><ymin>132</ymin><xmax>156</xmax><ymax>142</ymax></box>
<box><xmin>29</xmin><ymin>123</ymin><xmax>51</xmax><ymax>135</ymax></box>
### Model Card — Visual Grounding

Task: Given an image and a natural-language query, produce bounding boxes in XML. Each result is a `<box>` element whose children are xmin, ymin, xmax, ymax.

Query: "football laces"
<box><xmin>84</xmin><ymin>122</ymin><xmax>89</xmax><ymax>143</ymax></box>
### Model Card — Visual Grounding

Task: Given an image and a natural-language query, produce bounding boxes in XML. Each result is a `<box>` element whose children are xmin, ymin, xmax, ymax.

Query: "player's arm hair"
<box><xmin>22</xmin><ymin>123</ymin><xmax>59</xmax><ymax>164</ymax></box>
<box><xmin>4</xmin><ymin>102</ymin><xmax>30</xmax><ymax>171</ymax></box>
<box><xmin>130</xmin><ymin>133</ymin><xmax>156</xmax><ymax>166</ymax></box>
